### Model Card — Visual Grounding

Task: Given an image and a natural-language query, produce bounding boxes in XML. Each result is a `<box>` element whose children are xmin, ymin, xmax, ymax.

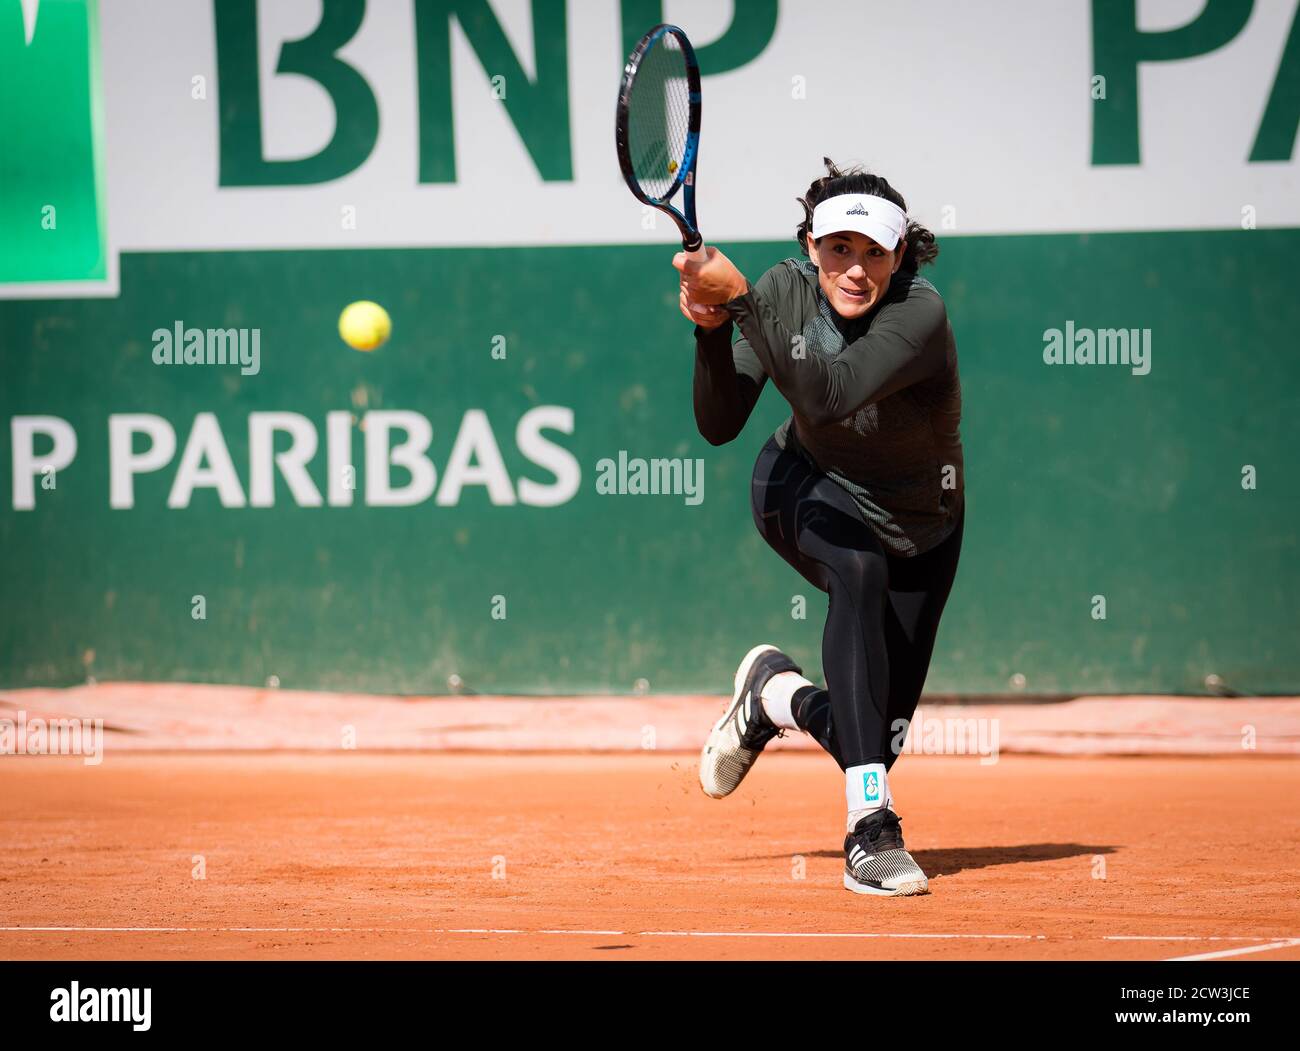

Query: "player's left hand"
<box><xmin>673</xmin><ymin>246</ymin><xmax>749</xmax><ymax>305</ymax></box>
<box><xmin>679</xmin><ymin>285</ymin><xmax>729</xmax><ymax>329</ymax></box>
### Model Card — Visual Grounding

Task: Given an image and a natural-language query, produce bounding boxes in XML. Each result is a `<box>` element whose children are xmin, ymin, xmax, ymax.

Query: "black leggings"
<box><xmin>750</xmin><ymin>436</ymin><xmax>964</xmax><ymax>771</ymax></box>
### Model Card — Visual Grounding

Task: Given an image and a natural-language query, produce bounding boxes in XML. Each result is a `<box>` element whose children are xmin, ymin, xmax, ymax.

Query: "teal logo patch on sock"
<box><xmin>863</xmin><ymin>771</ymin><xmax>880</xmax><ymax>803</ymax></box>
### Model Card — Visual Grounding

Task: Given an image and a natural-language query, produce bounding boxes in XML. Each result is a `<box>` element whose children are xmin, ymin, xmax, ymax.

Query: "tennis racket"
<box><xmin>615</xmin><ymin>24</ymin><xmax>705</xmax><ymax>261</ymax></box>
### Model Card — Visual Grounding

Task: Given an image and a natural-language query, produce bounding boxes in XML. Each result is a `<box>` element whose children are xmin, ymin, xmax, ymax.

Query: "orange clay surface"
<box><xmin>1</xmin><ymin>752</ymin><xmax>1298</xmax><ymax>961</ymax></box>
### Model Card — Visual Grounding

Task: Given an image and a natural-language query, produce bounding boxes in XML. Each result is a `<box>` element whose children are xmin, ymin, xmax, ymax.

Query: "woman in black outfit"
<box><xmin>674</xmin><ymin>159</ymin><xmax>965</xmax><ymax>896</ymax></box>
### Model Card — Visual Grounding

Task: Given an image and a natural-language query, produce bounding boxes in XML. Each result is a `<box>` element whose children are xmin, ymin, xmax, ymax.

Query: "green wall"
<box><xmin>2</xmin><ymin>229</ymin><xmax>1297</xmax><ymax>694</ymax></box>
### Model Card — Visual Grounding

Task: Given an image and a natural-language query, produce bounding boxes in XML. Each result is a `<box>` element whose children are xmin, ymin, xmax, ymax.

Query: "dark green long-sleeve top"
<box><xmin>693</xmin><ymin>257</ymin><xmax>964</xmax><ymax>557</ymax></box>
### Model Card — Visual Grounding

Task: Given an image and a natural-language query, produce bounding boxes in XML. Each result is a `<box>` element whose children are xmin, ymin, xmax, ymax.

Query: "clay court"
<box><xmin>3</xmin><ymin>735</ymin><xmax>1299</xmax><ymax>961</ymax></box>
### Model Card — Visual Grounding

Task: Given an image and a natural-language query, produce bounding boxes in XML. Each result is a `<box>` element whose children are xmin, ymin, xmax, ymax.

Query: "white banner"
<box><xmin>98</xmin><ymin>0</ymin><xmax>1300</xmax><ymax>250</ymax></box>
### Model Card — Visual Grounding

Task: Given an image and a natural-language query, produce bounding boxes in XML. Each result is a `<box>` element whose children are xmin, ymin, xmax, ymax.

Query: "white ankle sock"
<box><xmin>845</xmin><ymin>763</ymin><xmax>894</xmax><ymax>831</ymax></box>
<box><xmin>760</xmin><ymin>671</ymin><xmax>811</xmax><ymax>731</ymax></box>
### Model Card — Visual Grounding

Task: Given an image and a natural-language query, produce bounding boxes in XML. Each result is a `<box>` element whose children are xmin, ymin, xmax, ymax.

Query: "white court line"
<box><xmin>446</xmin><ymin>928</ymin><xmax>524</xmax><ymax>934</ymax></box>
<box><xmin>640</xmin><ymin>931</ymin><xmax>1038</xmax><ymax>940</ymax></box>
<box><xmin>3</xmin><ymin>926</ymin><xmax>1295</xmax><ymax>946</ymax></box>
<box><xmin>538</xmin><ymin>929</ymin><xmax>626</xmax><ymax>935</ymax></box>
<box><xmin>1107</xmin><ymin>935</ymin><xmax>1290</xmax><ymax>942</ymax></box>
<box><xmin>0</xmin><ymin>926</ymin><xmax>1031</xmax><ymax>940</ymax></box>
<box><xmin>1164</xmin><ymin>939</ymin><xmax>1300</xmax><ymax>962</ymax></box>
<box><xmin>2</xmin><ymin>926</ymin><xmax>447</xmax><ymax>934</ymax></box>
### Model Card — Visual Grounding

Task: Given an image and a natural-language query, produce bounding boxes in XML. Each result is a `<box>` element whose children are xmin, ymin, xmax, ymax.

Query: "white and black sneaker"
<box><xmin>843</xmin><ymin>808</ymin><xmax>929</xmax><ymax>896</ymax></box>
<box><xmin>699</xmin><ymin>644</ymin><xmax>802</xmax><ymax>799</ymax></box>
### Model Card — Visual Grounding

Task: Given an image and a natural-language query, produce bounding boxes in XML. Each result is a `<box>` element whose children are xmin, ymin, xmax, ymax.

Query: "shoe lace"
<box><xmin>739</xmin><ymin>692</ymin><xmax>783</xmax><ymax>746</ymax></box>
<box><xmin>854</xmin><ymin>809</ymin><xmax>904</xmax><ymax>852</ymax></box>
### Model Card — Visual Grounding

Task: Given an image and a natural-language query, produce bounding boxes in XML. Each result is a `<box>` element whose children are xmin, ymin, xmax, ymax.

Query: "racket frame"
<box><xmin>615</xmin><ymin>23</ymin><xmax>704</xmax><ymax>254</ymax></box>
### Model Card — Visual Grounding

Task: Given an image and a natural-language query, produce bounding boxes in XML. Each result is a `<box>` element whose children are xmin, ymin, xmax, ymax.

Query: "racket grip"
<box><xmin>686</xmin><ymin>243</ymin><xmax>708</xmax><ymax>262</ymax></box>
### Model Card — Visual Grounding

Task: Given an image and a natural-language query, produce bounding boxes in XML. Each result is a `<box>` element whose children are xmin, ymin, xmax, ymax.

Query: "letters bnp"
<box><xmin>212</xmin><ymin>1</ymin><xmax>1297</xmax><ymax>187</ymax></box>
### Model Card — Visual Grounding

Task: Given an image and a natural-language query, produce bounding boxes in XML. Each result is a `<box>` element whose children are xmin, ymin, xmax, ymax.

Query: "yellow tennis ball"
<box><xmin>338</xmin><ymin>300</ymin><xmax>391</xmax><ymax>351</ymax></box>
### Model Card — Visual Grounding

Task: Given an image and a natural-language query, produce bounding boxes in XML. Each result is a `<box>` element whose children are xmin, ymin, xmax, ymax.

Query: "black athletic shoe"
<box><xmin>699</xmin><ymin>644</ymin><xmax>802</xmax><ymax>798</ymax></box>
<box><xmin>843</xmin><ymin>808</ymin><xmax>930</xmax><ymax>896</ymax></box>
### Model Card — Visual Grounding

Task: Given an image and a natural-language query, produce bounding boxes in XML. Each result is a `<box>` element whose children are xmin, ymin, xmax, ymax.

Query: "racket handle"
<box><xmin>683</xmin><ymin>240</ymin><xmax>717</xmax><ymax>317</ymax></box>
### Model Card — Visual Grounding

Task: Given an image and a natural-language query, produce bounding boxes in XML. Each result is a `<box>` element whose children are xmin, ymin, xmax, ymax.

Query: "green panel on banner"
<box><xmin>1</xmin><ymin>229</ymin><xmax>1297</xmax><ymax>694</ymax></box>
<box><xmin>0</xmin><ymin>0</ymin><xmax>106</xmax><ymax>286</ymax></box>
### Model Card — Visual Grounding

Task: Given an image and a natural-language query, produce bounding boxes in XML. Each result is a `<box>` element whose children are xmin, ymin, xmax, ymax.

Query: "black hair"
<box><xmin>795</xmin><ymin>157</ymin><xmax>938</xmax><ymax>274</ymax></box>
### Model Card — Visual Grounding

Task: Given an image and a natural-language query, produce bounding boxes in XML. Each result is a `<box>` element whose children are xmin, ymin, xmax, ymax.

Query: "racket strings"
<box><xmin>627</xmin><ymin>37</ymin><xmax>692</xmax><ymax>201</ymax></box>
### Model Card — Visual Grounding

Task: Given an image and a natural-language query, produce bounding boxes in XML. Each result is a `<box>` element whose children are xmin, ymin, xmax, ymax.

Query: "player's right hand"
<box><xmin>680</xmin><ymin>285</ymin><xmax>729</xmax><ymax>330</ymax></box>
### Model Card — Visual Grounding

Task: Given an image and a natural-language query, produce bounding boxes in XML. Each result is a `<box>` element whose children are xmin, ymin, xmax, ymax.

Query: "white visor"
<box><xmin>811</xmin><ymin>193</ymin><xmax>908</xmax><ymax>250</ymax></box>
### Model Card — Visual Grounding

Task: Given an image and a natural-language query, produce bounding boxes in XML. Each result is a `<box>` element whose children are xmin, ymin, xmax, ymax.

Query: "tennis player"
<box><xmin>673</xmin><ymin>160</ymin><xmax>965</xmax><ymax>896</ymax></box>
